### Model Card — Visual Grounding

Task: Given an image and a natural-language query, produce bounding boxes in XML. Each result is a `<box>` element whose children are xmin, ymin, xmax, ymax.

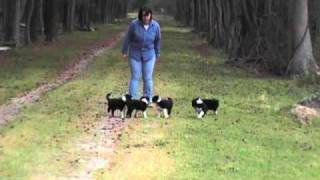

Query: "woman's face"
<box><xmin>142</xmin><ymin>12</ymin><xmax>151</xmax><ymax>24</ymax></box>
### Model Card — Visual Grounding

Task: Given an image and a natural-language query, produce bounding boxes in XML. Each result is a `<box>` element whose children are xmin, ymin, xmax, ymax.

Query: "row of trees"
<box><xmin>129</xmin><ymin>0</ymin><xmax>149</xmax><ymax>10</ymax></box>
<box><xmin>175</xmin><ymin>0</ymin><xmax>320</xmax><ymax>75</ymax></box>
<box><xmin>0</xmin><ymin>0</ymin><xmax>128</xmax><ymax>47</ymax></box>
<box><xmin>147</xmin><ymin>0</ymin><xmax>176</xmax><ymax>15</ymax></box>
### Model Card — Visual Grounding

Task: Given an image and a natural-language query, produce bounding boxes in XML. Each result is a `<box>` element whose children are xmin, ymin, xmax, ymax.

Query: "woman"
<box><xmin>121</xmin><ymin>7</ymin><xmax>161</xmax><ymax>104</ymax></box>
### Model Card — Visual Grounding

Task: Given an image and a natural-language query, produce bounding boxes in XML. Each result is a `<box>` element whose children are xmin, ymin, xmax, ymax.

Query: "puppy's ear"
<box><xmin>152</xmin><ymin>95</ymin><xmax>159</xmax><ymax>103</ymax></box>
<box><xmin>122</xmin><ymin>94</ymin><xmax>131</xmax><ymax>102</ymax></box>
<box><xmin>152</xmin><ymin>96</ymin><xmax>156</xmax><ymax>102</ymax></box>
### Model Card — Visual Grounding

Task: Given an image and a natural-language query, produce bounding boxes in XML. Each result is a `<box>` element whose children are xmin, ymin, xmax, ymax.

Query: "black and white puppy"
<box><xmin>126</xmin><ymin>96</ymin><xmax>150</xmax><ymax>118</ymax></box>
<box><xmin>152</xmin><ymin>95</ymin><xmax>173</xmax><ymax>119</ymax></box>
<box><xmin>106</xmin><ymin>93</ymin><xmax>132</xmax><ymax>119</ymax></box>
<box><xmin>192</xmin><ymin>97</ymin><xmax>219</xmax><ymax>118</ymax></box>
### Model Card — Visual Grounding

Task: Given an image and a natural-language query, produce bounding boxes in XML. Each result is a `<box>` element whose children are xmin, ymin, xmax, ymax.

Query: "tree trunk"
<box><xmin>78</xmin><ymin>0</ymin><xmax>91</xmax><ymax>30</ymax></box>
<box><xmin>0</xmin><ymin>2</ymin><xmax>4</xmax><ymax>42</ymax></box>
<box><xmin>286</xmin><ymin>0</ymin><xmax>319</xmax><ymax>75</ymax></box>
<box><xmin>309</xmin><ymin>0</ymin><xmax>320</xmax><ymax>39</ymax></box>
<box><xmin>3</xmin><ymin>0</ymin><xmax>21</xmax><ymax>47</ymax></box>
<box><xmin>30</xmin><ymin>0</ymin><xmax>43</xmax><ymax>42</ymax></box>
<box><xmin>24</xmin><ymin>0</ymin><xmax>34</xmax><ymax>45</ymax></box>
<box><xmin>63</xmin><ymin>0</ymin><xmax>76</xmax><ymax>32</ymax></box>
<box><xmin>43</xmin><ymin>0</ymin><xmax>59</xmax><ymax>42</ymax></box>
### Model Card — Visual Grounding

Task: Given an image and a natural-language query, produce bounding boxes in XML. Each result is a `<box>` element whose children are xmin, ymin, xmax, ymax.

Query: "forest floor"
<box><xmin>0</xmin><ymin>16</ymin><xmax>320</xmax><ymax>179</ymax></box>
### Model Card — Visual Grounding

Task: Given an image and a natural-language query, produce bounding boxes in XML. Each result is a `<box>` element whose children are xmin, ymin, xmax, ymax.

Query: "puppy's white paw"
<box><xmin>143</xmin><ymin>111</ymin><xmax>148</xmax><ymax>118</ymax></box>
<box><xmin>163</xmin><ymin>109</ymin><xmax>169</xmax><ymax>119</ymax></box>
<box><xmin>197</xmin><ymin>111</ymin><xmax>204</xmax><ymax>119</ymax></box>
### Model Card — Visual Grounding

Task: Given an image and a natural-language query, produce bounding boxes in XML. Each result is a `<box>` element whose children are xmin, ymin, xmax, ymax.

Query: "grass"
<box><xmin>99</xmin><ymin>17</ymin><xmax>320</xmax><ymax>179</ymax></box>
<box><xmin>0</xmin><ymin>16</ymin><xmax>320</xmax><ymax>179</ymax></box>
<box><xmin>0</xmin><ymin>21</ymin><xmax>127</xmax><ymax>105</ymax></box>
<box><xmin>0</xmin><ymin>52</ymin><xmax>125</xmax><ymax>179</ymax></box>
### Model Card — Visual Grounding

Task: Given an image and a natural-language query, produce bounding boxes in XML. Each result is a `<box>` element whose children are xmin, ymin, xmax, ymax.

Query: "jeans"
<box><xmin>129</xmin><ymin>57</ymin><xmax>156</xmax><ymax>101</ymax></box>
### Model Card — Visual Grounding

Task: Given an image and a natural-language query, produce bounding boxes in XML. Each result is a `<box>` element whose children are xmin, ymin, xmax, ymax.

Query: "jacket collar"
<box><xmin>138</xmin><ymin>19</ymin><xmax>155</xmax><ymax>27</ymax></box>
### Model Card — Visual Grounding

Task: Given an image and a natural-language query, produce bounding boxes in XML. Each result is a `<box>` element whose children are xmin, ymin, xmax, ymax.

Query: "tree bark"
<box><xmin>3</xmin><ymin>0</ymin><xmax>21</xmax><ymax>47</ymax></box>
<box><xmin>78</xmin><ymin>0</ymin><xmax>91</xmax><ymax>30</ymax></box>
<box><xmin>43</xmin><ymin>0</ymin><xmax>59</xmax><ymax>42</ymax></box>
<box><xmin>309</xmin><ymin>0</ymin><xmax>320</xmax><ymax>39</ymax></box>
<box><xmin>63</xmin><ymin>0</ymin><xmax>76</xmax><ymax>32</ymax></box>
<box><xmin>286</xmin><ymin>0</ymin><xmax>319</xmax><ymax>75</ymax></box>
<box><xmin>24</xmin><ymin>0</ymin><xmax>34</xmax><ymax>45</ymax></box>
<box><xmin>30</xmin><ymin>0</ymin><xmax>42</xmax><ymax>42</ymax></box>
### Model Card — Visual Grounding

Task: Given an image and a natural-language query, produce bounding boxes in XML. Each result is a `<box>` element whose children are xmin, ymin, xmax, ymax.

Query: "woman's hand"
<box><xmin>122</xmin><ymin>54</ymin><xmax>128</xmax><ymax>59</ymax></box>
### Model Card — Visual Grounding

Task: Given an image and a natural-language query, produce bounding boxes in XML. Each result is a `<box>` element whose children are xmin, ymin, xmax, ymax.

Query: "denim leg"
<box><xmin>142</xmin><ymin>57</ymin><xmax>156</xmax><ymax>102</ymax></box>
<box><xmin>129</xmin><ymin>59</ymin><xmax>142</xmax><ymax>99</ymax></box>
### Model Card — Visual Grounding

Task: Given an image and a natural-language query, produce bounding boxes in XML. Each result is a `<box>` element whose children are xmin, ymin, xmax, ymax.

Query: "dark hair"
<box><xmin>138</xmin><ymin>7</ymin><xmax>152</xmax><ymax>22</ymax></box>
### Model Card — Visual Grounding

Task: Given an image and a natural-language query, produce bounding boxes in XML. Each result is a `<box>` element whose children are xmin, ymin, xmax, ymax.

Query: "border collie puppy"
<box><xmin>106</xmin><ymin>93</ymin><xmax>131</xmax><ymax>119</ymax></box>
<box><xmin>191</xmin><ymin>97</ymin><xmax>219</xmax><ymax>118</ymax></box>
<box><xmin>152</xmin><ymin>95</ymin><xmax>173</xmax><ymax>119</ymax></box>
<box><xmin>126</xmin><ymin>96</ymin><xmax>150</xmax><ymax>118</ymax></box>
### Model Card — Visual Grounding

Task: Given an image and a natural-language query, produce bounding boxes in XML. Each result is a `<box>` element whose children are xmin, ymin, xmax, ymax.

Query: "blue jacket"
<box><xmin>122</xmin><ymin>19</ymin><xmax>161</xmax><ymax>61</ymax></box>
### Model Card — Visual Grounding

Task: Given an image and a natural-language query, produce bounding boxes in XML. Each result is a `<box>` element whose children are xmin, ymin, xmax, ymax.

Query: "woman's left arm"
<box><xmin>154</xmin><ymin>24</ymin><xmax>161</xmax><ymax>59</ymax></box>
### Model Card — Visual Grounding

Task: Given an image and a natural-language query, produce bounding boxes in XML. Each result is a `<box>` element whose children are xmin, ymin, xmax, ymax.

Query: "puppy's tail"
<box><xmin>167</xmin><ymin>97</ymin><xmax>173</xmax><ymax>102</ymax></box>
<box><xmin>106</xmin><ymin>93</ymin><xmax>112</xmax><ymax>101</ymax></box>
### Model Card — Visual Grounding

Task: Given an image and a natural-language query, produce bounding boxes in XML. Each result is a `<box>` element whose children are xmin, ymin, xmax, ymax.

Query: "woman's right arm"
<box><xmin>121</xmin><ymin>22</ymin><xmax>134</xmax><ymax>56</ymax></box>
